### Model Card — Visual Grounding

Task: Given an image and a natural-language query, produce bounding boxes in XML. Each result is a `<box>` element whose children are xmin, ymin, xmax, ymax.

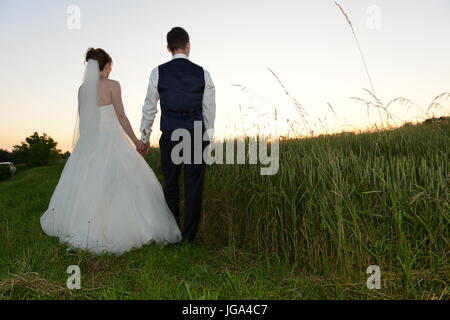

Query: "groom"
<box><xmin>139</xmin><ymin>27</ymin><xmax>216</xmax><ymax>244</ymax></box>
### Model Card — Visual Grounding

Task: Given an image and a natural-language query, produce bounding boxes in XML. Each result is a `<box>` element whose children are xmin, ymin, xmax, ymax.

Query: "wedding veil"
<box><xmin>72</xmin><ymin>59</ymin><xmax>100</xmax><ymax>148</ymax></box>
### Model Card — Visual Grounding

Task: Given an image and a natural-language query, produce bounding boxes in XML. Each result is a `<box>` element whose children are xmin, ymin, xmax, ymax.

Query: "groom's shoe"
<box><xmin>182</xmin><ymin>237</ymin><xmax>200</xmax><ymax>247</ymax></box>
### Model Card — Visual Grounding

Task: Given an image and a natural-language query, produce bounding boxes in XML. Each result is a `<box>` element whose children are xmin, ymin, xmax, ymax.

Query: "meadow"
<box><xmin>0</xmin><ymin>118</ymin><xmax>448</xmax><ymax>300</ymax></box>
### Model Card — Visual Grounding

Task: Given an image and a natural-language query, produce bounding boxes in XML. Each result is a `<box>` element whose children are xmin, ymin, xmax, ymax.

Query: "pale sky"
<box><xmin>1</xmin><ymin>0</ymin><xmax>449</xmax><ymax>152</ymax></box>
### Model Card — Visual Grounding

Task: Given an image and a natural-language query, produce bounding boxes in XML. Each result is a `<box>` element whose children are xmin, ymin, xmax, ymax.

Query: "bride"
<box><xmin>40</xmin><ymin>48</ymin><xmax>182</xmax><ymax>254</ymax></box>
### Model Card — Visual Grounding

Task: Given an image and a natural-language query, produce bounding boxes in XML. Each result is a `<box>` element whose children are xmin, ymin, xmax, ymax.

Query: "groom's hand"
<box><xmin>137</xmin><ymin>141</ymin><xmax>150</xmax><ymax>156</ymax></box>
<box><xmin>135</xmin><ymin>141</ymin><xmax>147</xmax><ymax>156</ymax></box>
<box><xmin>142</xmin><ymin>142</ymin><xmax>150</xmax><ymax>156</ymax></box>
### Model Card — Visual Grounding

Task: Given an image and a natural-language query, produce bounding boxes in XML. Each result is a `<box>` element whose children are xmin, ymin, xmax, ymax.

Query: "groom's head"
<box><xmin>167</xmin><ymin>27</ymin><xmax>190</xmax><ymax>56</ymax></box>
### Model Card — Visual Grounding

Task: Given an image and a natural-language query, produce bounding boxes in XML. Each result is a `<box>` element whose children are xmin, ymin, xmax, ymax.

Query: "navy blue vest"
<box><xmin>158</xmin><ymin>58</ymin><xmax>205</xmax><ymax>132</ymax></box>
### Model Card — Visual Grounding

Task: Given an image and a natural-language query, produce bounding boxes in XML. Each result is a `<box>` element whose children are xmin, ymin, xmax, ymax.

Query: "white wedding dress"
<box><xmin>40</xmin><ymin>60</ymin><xmax>181</xmax><ymax>255</ymax></box>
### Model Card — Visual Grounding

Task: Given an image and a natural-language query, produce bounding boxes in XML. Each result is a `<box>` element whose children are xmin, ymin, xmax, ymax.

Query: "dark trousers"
<box><xmin>159</xmin><ymin>130</ymin><xmax>209</xmax><ymax>243</ymax></box>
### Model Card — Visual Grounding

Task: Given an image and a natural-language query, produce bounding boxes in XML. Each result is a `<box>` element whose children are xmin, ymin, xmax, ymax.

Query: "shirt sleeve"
<box><xmin>202</xmin><ymin>69</ymin><xmax>216</xmax><ymax>140</ymax></box>
<box><xmin>140</xmin><ymin>67</ymin><xmax>159</xmax><ymax>144</ymax></box>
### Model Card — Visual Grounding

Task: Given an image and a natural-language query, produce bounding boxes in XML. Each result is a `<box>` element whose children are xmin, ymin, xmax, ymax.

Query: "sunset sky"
<box><xmin>0</xmin><ymin>0</ymin><xmax>449</xmax><ymax>152</ymax></box>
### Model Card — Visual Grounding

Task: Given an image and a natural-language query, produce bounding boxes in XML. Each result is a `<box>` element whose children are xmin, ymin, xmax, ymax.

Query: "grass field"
<box><xmin>0</xmin><ymin>119</ymin><xmax>448</xmax><ymax>300</ymax></box>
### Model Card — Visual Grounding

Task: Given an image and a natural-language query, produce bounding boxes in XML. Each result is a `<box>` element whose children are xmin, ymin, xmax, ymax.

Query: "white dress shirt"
<box><xmin>140</xmin><ymin>53</ymin><xmax>216</xmax><ymax>143</ymax></box>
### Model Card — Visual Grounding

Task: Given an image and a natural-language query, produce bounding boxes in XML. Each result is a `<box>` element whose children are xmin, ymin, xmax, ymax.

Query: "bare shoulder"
<box><xmin>105</xmin><ymin>79</ymin><xmax>121</xmax><ymax>92</ymax></box>
<box><xmin>108</xmin><ymin>79</ymin><xmax>120</xmax><ymax>86</ymax></box>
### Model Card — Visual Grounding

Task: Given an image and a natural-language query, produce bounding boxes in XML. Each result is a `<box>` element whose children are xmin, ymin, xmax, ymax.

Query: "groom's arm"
<box><xmin>202</xmin><ymin>69</ymin><xmax>216</xmax><ymax>141</ymax></box>
<box><xmin>140</xmin><ymin>67</ymin><xmax>159</xmax><ymax>145</ymax></box>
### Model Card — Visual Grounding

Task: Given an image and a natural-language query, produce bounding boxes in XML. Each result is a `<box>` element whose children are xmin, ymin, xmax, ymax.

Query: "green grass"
<box><xmin>0</xmin><ymin>120</ymin><xmax>448</xmax><ymax>300</ymax></box>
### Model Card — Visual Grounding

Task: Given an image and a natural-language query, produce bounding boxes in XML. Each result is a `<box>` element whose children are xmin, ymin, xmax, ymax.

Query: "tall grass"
<box><xmin>197</xmin><ymin>119</ymin><xmax>449</xmax><ymax>293</ymax></box>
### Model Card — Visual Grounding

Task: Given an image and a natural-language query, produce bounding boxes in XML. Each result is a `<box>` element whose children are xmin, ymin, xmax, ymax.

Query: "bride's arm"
<box><xmin>111</xmin><ymin>80</ymin><xmax>141</xmax><ymax>147</ymax></box>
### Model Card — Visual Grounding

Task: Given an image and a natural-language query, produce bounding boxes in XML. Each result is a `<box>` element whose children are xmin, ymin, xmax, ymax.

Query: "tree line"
<box><xmin>0</xmin><ymin>132</ymin><xmax>70</xmax><ymax>167</ymax></box>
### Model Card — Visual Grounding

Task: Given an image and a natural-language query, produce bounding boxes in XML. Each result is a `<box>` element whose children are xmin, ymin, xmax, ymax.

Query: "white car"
<box><xmin>0</xmin><ymin>162</ymin><xmax>16</xmax><ymax>176</ymax></box>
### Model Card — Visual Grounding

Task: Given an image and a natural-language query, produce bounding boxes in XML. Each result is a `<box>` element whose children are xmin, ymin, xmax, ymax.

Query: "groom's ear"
<box><xmin>167</xmin><ymin>45</ymin><xmax>172</xmax><ymax>54</ymax></box>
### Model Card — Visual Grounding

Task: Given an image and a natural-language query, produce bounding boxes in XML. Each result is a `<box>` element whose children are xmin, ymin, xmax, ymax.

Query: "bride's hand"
<box><xmin>134</xmin><ymin>140</ymin><xmax>147</xmax><ymax>156</ymax></box>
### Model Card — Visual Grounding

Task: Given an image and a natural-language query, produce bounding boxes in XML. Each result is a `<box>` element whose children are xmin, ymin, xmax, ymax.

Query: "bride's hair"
<box><xmin>85</xmin><ymin>48</ymin><xmax>112</xmax><ymax>71</ymax></box>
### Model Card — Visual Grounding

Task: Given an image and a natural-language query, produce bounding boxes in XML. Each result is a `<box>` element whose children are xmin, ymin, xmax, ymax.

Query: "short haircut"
<box><xmin>167</xmin><ymin>27</ymin><xmax>190</xmax><ymax>52</ymax></box>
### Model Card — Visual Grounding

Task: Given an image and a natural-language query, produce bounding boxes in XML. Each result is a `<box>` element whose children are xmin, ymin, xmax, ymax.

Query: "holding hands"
<box><xmin>135</xmin><ymin>140</ymin><xmax>149</xmax><ymax>156</ymax></box>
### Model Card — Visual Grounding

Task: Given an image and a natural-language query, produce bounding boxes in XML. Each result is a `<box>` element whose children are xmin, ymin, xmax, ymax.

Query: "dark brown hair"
<box><xmin>167</xmin><ymin>27</ymin><xmax>189</xmax><ymax>52</ymax></box>
<box><xmin>85</xmin><ymin>48</ymin><xmax>112</xmax><ymax>71</ymax></box>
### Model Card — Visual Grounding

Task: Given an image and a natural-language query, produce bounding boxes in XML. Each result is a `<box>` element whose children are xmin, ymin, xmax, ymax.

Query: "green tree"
<box><xmin>12</xmin><ymin>132</ymin><xmax>62</xmax><ymax>167</ymax></box>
